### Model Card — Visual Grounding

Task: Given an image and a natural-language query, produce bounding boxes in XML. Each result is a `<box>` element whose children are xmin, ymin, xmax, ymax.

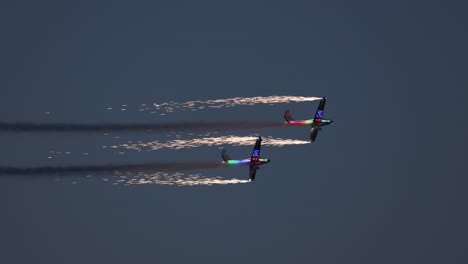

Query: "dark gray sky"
<box><xmin>1</xmin><ymin>1</ymin><xmax>467</xmax><ymax>263</ymax></box>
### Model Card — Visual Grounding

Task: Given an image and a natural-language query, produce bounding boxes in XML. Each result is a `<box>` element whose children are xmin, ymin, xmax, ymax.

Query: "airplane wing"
<box><xmin>310</xmin><ymin>127</ymin><xmax>319</xmax><ymax>142</ymax></box>
<box><xmin>249</xmin><ymin>165</ymin><xmax>258</xmax><ymax>181</ymax></box>
<box><xmin>314</xmin><ymin>97</ymin><xmax>327</xmax><ymax>122</ymax></box>
<box><xmin>250</xmin><ymin>137</ymin><xmax>262</xmax><ymax>162</ymax></box>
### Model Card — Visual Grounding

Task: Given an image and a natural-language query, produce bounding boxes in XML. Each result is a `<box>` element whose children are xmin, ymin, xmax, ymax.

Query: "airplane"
<box><xmin>221</xmin><ymin>136</ymin><xmax>271</xmax><ymax>182</ymax></box>
<box><xmin>283</xmin><ymin>97</ymin><xmax>333</xmax><ymax>142</ymax></box>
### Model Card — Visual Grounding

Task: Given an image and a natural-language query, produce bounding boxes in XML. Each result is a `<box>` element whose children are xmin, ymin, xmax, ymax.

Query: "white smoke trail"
<box><xmin>115</xmin><ymin>135</ymin><xmax>310</xmax><ymax>152</ymax></box>
<box><xmin>130</xmin><ymin>95</ymin><xmax>321</xmax><ymax>114</ymax></box>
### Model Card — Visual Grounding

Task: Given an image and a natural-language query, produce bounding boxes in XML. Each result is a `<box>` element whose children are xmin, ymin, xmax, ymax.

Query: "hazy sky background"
<box><xmin>1</xmin><ymin>1</ymin><xmax>467</xmax><ymax>263</ymax></box>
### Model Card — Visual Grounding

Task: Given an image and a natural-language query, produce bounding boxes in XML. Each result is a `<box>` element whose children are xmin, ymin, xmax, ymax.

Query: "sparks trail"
<box><xmin>116</xmin><ymin>172</ymin><xmax>250</xmax><ymax>186</ymax></box>
<box><xmin>0</xmin><ymin>161</ymin><xmax>226</xmax><ymax>176</ymax></box>
<box><xmin>134</xmin><ymin>95</ymin><xmax>321</xmax><ymax>114</ymax></box>
<box><xmin>3</xmin><ymin>163</ymin><xmax>251</xmax><ymax>186</ymax></box>
<box><xmin>0</xmin><ymin>121</ymin><xmax>287</xmax><ymax>133</ymax></box>
<box><xmin>117</xmin><ymin>135</ymin><xmax>310</xmax><ymax>152</ymax></box>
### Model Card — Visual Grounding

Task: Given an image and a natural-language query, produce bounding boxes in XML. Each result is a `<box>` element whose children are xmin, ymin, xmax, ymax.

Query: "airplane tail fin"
<box><xmin>313</xmin><ymin>97</ymin><xmax>327</xmax><ymax>123</ymax></box>
<box><xmin>284</xmin><ymin>110</ymin><xmax>295</xmax><ymax>123</ymax></box>
<box><xmin>221</xmin><ymin>149</ymin><xmax>231</xmax><ymax>162</ymax></box>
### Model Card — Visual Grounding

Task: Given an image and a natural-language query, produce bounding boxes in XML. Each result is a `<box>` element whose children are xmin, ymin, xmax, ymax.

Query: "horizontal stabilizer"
<box><xmin>221</xmin><ymin>149</ymin><xmax>231</xmax><ymax>162</ymax></box>
<box><xmin>284</xmin><ymin>110</ymin><xmax>295</xmax><ymax>123</ymax></box>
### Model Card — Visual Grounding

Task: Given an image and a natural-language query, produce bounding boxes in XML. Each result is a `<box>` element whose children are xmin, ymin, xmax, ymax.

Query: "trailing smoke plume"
<box><xmin>0</xmin><ymin>161</ymin><xmax>226</xmax><ymax>176</ymax></box>
<box><xmin>0</xmin><ymin>121</ymin><xmax>287</xmax><ymax>133</ymax></box>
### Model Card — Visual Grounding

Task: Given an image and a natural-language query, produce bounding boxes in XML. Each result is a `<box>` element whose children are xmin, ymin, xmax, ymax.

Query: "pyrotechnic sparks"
<box><xmin>0</xmin><ymin>161</ymin><xmax>253</xmax><ymax>186</ymax></box>
<box><xmin>133</xmin><ymin>95</ymin><xmax>322</xmax><ymax>114</ymax></box>
<box><xmin>1</xmin><ymin>95</ymin><xmax>321</xmax><ymax>133</ymax></box>
<box><xmin>120</xmin><ymin>172</ymin><xmax>250</xmax><ymax>186</ymax></box>
<box><xmin>49</xmin><ymin>171</ymin><xmax>250</xmax><ymax>186</ymax></box>
<box><xmin>116</xmin><ymin>135</ymin><xmax>310</xmax><ymax>152</ymax></box>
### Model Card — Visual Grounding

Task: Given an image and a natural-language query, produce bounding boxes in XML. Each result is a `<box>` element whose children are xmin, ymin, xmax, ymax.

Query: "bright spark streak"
<box><xmin>117</xmin><ymin>135</ymin><xmax>310</xmax><ymax>152</ymax></box>
<box><xmin>124</xmin><ymin>172</ymin><xmax>250</xmax><ymax>186</ymax></box>
<box><xmin>54</xmin><ymin>171</ymin><xmax>251</xmax><ymax>186</ymax></box>
<box><xmin>139</xmin><ymin>95</ymin><xmax>321</xmax><ymax>114</ymax></box>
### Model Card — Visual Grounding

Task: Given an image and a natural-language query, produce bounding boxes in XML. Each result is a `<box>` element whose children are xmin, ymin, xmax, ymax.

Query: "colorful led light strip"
<box><xmin>225</xmin><ymin>158</ymin><xmax>269</xmax><ymax>165</ymax></box>
<box><xmin>288</xmin><ymin>120</ymin><xmax>314</xmax><ymax>125</ymax></box>
<box><xmin>225</xmin><ymin>159</ymin><xmax>251</xmax><ymax>165</ymax></box>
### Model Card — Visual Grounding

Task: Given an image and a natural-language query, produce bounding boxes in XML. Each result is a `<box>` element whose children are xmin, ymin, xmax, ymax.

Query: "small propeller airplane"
<box><xmin>283</xmin><ymin>97</ymin><xmax>333</xmax><ymax>142</ymax></box>
<box><xmin>221</xmin><ymin>136</ymin><xmax>271</xmax><ymax>182</ymax></box>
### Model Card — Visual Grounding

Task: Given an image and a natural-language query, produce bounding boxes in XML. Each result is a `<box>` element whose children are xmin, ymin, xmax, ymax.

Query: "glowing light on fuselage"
<box><xmin>288</xmin><ymin>119</ymin><xmax>332</xmax><ymax>126</ymax></box>
<box><xmin>288</xmin><ymin>120</ymin><xmax>313</xmax><ymax>125</ymax></box>
<box><xmin>226</xmin><ymin>159</ymin><xmax>251</xmax><ymax>165</ymax></box>
<box><xmin>225</xmin><ymin>158</ymin><xmax>269</xmax><ymax>165</ymax></box>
